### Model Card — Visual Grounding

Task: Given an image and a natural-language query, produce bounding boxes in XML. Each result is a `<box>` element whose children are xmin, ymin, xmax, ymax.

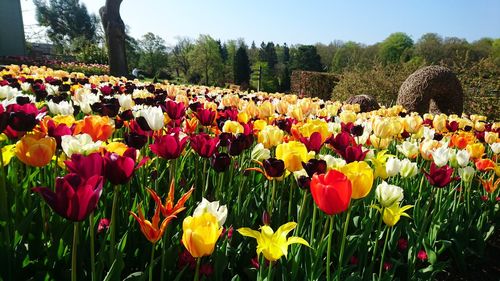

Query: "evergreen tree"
<box><xmin>233</xmin><ymin>45</ymin><xmax>251</xmax><ymax>87</ymax></box>
<box><xmin>291</xmin><ymin>45</ymin><xmax>323</xmax><ymax>71</ymax></box>
<box><xmin>283</xmin><ymin>43</ymin><xmax>290</xmax><ymax>63</ymax></box>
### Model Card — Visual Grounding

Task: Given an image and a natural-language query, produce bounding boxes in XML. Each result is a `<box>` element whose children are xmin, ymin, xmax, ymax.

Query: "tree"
<box><xmin>291</xmin><ymin>45</ymin><xmax>323</xmax><ymax>71</ymax></box>
<box><xmin>378</xmin><ymin>32</ymin><xmax>414</xmax><ymax>65</ymax></box>
<box><xmin>492</xmin><ymin>38</ymin><xmax>500</xmax><ymax>65</ymax></box>
<box><xmin>414</xmin><ymin>33</ymin><xmax>444</xmax><ymax>64</ymax></box>
<box><xmin>138</xmin><ymin>33</ymin><xmax>168</xmax><ymax>77</ymax></box>
<box><xmin>100</xmin><ymin>0</ymin><xmax>128</xmax><ymax>76</ymax></box>
<box><xmin>171</xmin><ymin>37</ymin><xmax>194</xmax><ymax>78</ymax></box>
<box><xmin>189</xmin><ymin>35</ymin><xmax>224</xmax><ymax>85</ymax></box>
<box><xmin>34</xmin><ymin>0</ymin><xmax>98</xmax><ymax>52</ymax></box>
<box><xmin>331</xmin><ymin>41</ymin><xmax>362</xmax><ymax>73</ymax></box>
<box><xmin>283</xmin><ymin>43</ymin><xmax>290</xmax><ymax>64</ymax></box>
<box><xmin>233</xmin><ymin>45</ymin><xmax>251</xmax><ymax>87</ymax></box>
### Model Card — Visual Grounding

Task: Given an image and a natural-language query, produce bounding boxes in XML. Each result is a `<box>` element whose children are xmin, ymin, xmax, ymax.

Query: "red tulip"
<box><xmin>300</xmin><ymin>132</ymin><xmax>324</xmax><ymax>153</ymax></box>
<box><xmin>190</xmin><ymin>133</ymin><xmax>219</xmax><ymax>158</ymax></box>
<box><xmin>423</xmin><ymin>163</ymin><xmax>457</xmax><ymax>188</ymax></box>
<box><xmin>104</xmin><ymin>148</ymin><xmax>145</xmax><ymax>185</ymax></box>
<box><xmin>7</xmin><ymin>103</ymin><xmax>42</xmax><ymax>132</ymax></box>
<box><xmin>165</xmin><ymin>100</ymin><xmax>186</xmax><ymax>120</ymax></box>
<box><xmin>310</xmin><ymin>170</ymin><xmax>352</xmax><ymax>215</ymax></box>
<box><xmin>194</xmin><ymin>108</ymin><xmax>216</xmax><ymax>126</ymax></box>
<box><xmin>33</xmin><ymin>174</ymin><xmax>104</xmax><ymax>221</ymax></box>
<box><xmin>344</xmin><ymin>144</ymin><xmax>368</xmax><ymax>163</ymax></box>
<box><xmin>150</xmin><ymin>133</ymin><xmax>188</xmax><ymax>159</ymax></box>
<box><xmin>65</xmin><ymin>152</ymin><xmax>104</xmax><ymax>180</ymax></box>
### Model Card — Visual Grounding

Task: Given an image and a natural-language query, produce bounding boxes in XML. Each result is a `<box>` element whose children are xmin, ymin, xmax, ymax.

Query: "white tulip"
<box><xmin>193</xmin><ymin>198</ymin><xmax>227</xmax><ymax>226</ymax></box>
<box><xmin>375</xmin><ymin>181</ymin><xmax>404</xmax><ymax>208</ymax></box>
<box><xmin>61</xmin><ymin>134</ymin><xmax>103</xmax><ymax>157</ymax></box>
<box><xmin>138</xmin><ymin>106</ymin><xmax>164</xmax><ymax>131</ymax></box>
<box><xmin>396</xmin><ymin>141</ymin><xmax>419</xmax><ymax>159</ymax></box>
<box><xmin>455</xmin><ymin>150</ymin><xmax>470</xmax><ymax>167</ymax></box>
<box><xmin>399</xmin><ymin>158</ymin><xmax>418</xmax><ymax>178</ymax></box>
<box><xmin>47</xmin><ymin>100</ymin><xmax>74</xmax><ymax>116</ymax></box>
<box><xmin>490</xmin><ymin>143</ymin><xmax>500</xmax><ymax>154</ymax></box>
<box><xmin>385</xmin><ymin>157</ymin><xmax>401</xmax><ymax>177</ymax></box>
<box><xmin>458</xmin><ymin>166</ymin><xmax>475</xmax><ymax>183</ymax></box>
<box><xmin>251</xmin><ymin>143</ymin><xmax>271</xmax><ymax>161</ymax></box>
<box><xmin>431</xmin><ymin>146</ymin><xmax>449</xmax><ymax>167</ymax></box>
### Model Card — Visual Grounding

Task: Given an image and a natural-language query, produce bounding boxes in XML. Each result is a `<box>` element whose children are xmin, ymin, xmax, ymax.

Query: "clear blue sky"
<box><xmin>21</xmin><ymin>0</ymin><xmax>500</xmax><ymax>45</ymax></box>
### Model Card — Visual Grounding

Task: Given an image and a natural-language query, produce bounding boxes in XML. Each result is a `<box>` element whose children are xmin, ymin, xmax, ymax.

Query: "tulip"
<box><xmin>455</xmin><ymin>150</ymin><xmax>470</xmax><ymax>167</ymax></box>
<box><xmin>194</xmin><ymin>108</ymin><xmax>216</xmax><ymax>126</ymax></box>
<box><xmin>190</xmin><ymin>133</ymin><xmax>219</xmax><ymax>158</ymax></box>
<box><xmin>375</xmin><ymin>181</ymin><xmax>404</xmax><ymax>207</ymax></box>
<box><xmin>423</xmin><ymin>163</ymin><xmax>457</xmax><ymax>188</ymax></box>
<box><xmin>385</xmin><ymin>157</ymin><xmax>401</xmax><ymax>177</ymax></box>
<box><xmin>61</xmin><ymin>133</ymin><xmax>103</xmax><ymax>157</ymax></box>
<box><xmin>399</xmin><ymin>159</ymin><xmax>418</xmax><ymax>178</ymax></box>
<box><xmin>165</xmin><ymin>99</ymin><xmax>186</xmax><ymax>120</ymax></box>
<box><xmin>15</xmin><ymin>135</ymin><xmax>56</xmax><ymax>167</ymax></box>
<box><xmin>40</xmin><ymin>118</ymin><xmax>72</xmax><ymax>148</ymax></box>
<box><xmin>489</xmin><ymin>142</ymin><xmax>500</xmax><ymax>154</ymax></box>
<box><xmin>47</xmin><ymin>100</ymin><xmax>74</xmax><ymax>116</ymax></box>
<box><xmin>369</xmin><ymin>150</ymin><xmax>392</xmax><ymax>179</ymax></box>
<box><xmin>417</xmin><ymin>250</ymin><xmax>428</xmax><ymax>262</ymax></box>
<box><xmin>475</xmin><ymin>158</ymin><xmax>495</xmax><ymax>172</ymax></box>
<box><xmin>340</xmin><ymin>161</ymin><xmax>374</xmax><ymax>199</ymax></box>
<box><xmin>258</xmin><ymin>125</ymin><xmax>284</xmax><ymax>149</ymax></box>
<box><xmin>64</xmin><ymin>152</ymin><xmax>104</xmax><ymax>180</ymax></box>
<box><xmin>222</xmin><ymin>120</ymin><xmax>244</xmax><ymax>135</ymax></box>
<box><xmin>147</xmin><ymin>179</ymin><xmax>194</xmax><ymax>217</ymax></box>
<box><xmin>130</xmin><ymin>203</ymin><xmax>176</xmax><ymax>244</ymax></box>
<box><xmin>33</xmin><ymin>174</ymin><xmax>104</xmax><ymax>221</ymax></box>
<box><xmin>193</xmin><ymin>198</ymin><xmax>227</xmax><ymax>226</ymax></box>
<box><xmin>276</xmin><ymin>141</ymin><xmax>313</xmax><ymax>172</ymax></box>
<box><xmin>373</xmin><ymin>203</ymin><xmax>413</xmax><ymax>227</ymax></box>
<box><xmin>211</xmin><ymin>153</ymin><xmax>231</xmax><ymax>172</ymax></box>
<box><xmin>466</xmin><ymin>143</ymin><xmax>485</xmax><ymax>160</ymax></box>
<box><xmin>479</xmin><ymin>174</ymin><xmax>500</xmax><ymax>193</ymax></box>
<box><xmin>310</xmin><ymin>170</ymin><xmax>352</xmax><ymax>215</ymax></box>
<box><xmin>319</xmin><ymin>154</ymin><xmax>346</xmax><ymax>170</ymax></box>
<box><xmin>103</xmin><ymin>148</ymin><xmax>138</xmax><ymax>185</ymax></box>
<box><xmin>302</xmin><ymin>159</ymin><xmax>327</xmax><ymax>178</ymax></box>
<box><xmin>431</xmin><ymin>146</ymin><xmax>450</xmax><ymax>167</ymax></box>
<box><xmin>150</xmin><ymin>133</ymin><xmax>188</xmax><ymax>160</ymax></box>
<box><xmin>458</xmin><ymin>166</ymin><xmax>475</xmax><ymax>183</ymax></box>
<box><xmin>251</xmin><ymin>143</ymin><xmax>271</xmax><ymax>161</ymax></box>
<box><xmin>373</xmin><ymin>117</ymin><xmax>393</xmax><ymax>138</ymax></box>
<box><xmin>299</xmin><ymin>131</ymin><xmax>324</xmax><ymax>153</ymax></box>
<box><xmin>7</xmin><ymin>103</ymin><xmax>40</xmax><ymax>132</ymax></box>
<box><xmin>73</xmin><ymin>115</ymin><xmax>114</xmax><ymax>142</ymax></box>
<box><xmin>181</xmin><ymin>212</ymin><xmax>222</xmax><ymax>258</ymax></box>
<box><xmin>237</xmin><ymin>222</ymin><xmax>310</xmax><ymax>262</ymax></box>
<box><xmin>299</xmin><ymin>119</ymin><xmax>331</xmax><ymax>143</ymax></box>
<box><xmin>137</xmin><ymin>106</ymin><xmax>164</xmax><ymax>131</ymax></box>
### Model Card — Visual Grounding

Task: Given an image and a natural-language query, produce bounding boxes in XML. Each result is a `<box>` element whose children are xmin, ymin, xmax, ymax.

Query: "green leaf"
<box><xmin>103</xmin><ymin>252</ymin><xmax>124</xmax><ymax>281</ymax></box>
<box><xmin>122</xmin><ymin>272</ymin><xmax>144</xmax><ymax>281</ymax></box>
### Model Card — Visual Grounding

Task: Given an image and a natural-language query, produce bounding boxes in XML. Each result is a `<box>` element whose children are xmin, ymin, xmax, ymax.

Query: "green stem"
<box><xmin>90</xmin><ymin>213</ymin><xmax>96</xmax><ymax>281</ymax></box>
<box><xmin>149</xmin><ymin>244</ymin><xmax>155</xmax><ymax>281</ymax></box>
<box><xmin>0</xmin><ymin>151</ymin><xmax>12</xmax><ymax>280</ymax></box>
<box><xmin>367</xmin><ymin>208</ymin><xmax>384</xmax><ymax>278</ymax></box>
<box><xmin>326</xmin><ymin>215</ymin><xmax>334</xmax><ymax>281</ymax></box>
<box><xmin>201</xmin><ymin>159</ymin><xmax>207</xmax><ymax>198</ymax></box>
<box><xmin>287</xmin><ymin>182</ymin><xmax>294</xmax><ymax>221</ymax></box>
<box><xmin>269</xmin><ymin>179</ymin><xmax>276</xmax><ymax>216</ymax></box>
<box><xmin>72</xmin><ymin>222</ymin><xmax>80</xmax><ymax>281</ymax></box>
<box><xmin>109</xmin><ymin>185</ymin><xmax>120</xmax><ymax>261</ymax></box>
<box><xmin>194</xmin><ymin>257</ymin><xmax>201</xmax><ymax>281</ymax></box>
<box><xmin>338</xmin><ymin>205</ymin><xmax>352</xmax><ymax>280</ymax></box>
<box><xmin>378</xmin><ymin>227</ymin><xmax>390</xmax><ymax>281</ymax></box>
<box><xmin>310</xmin><ymin>206</ymin><xmax>317</xmax><ymax>245</ymax></box>
<box><xmin>267</xmin><ymin>260</ymin><xmax>273</xmax><ymax>281</ymax></box>
<box><xmin>297</xmin><ymin>190</ymin><xmax>308</xmax><ymax>234</ymax></box>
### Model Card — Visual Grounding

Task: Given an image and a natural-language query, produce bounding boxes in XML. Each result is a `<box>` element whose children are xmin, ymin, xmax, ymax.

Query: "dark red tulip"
<box><xmin>263</xmin><ymin>158</ymin><xmax>285</xmax><ymax>178</ymax></box>
<box><xmin>45</xmin><ymin>119</ymin><xmax>72</xmax><ymax>148</ymax></box>
<box><xmin>228</xmin><ymin>134</ymin><xmax>249</xmax><ymax>156</ymax></box>
<box><xmin>194</xmin><ymin>108</ymin><xmax>216</xmax><ymax>126</ymax></box>
<box><xmin>446</xmin><ymin>121</ymin><xmax>459</xmax><ymax>132</ymax></box>
<box><xmin>350</xmin><ymin>124</ymin><xmax>364</xmax><ymax>137</ymax></box>
<box><xmin>329</xmin><ymin>131</ymin><xmax>355</xmax><ymax>154</ymax></box>
<box><xmin>297</xmin><ymin>175</ymin><xmax>311</xmax><ymax>190</ymax></box>
<box><xmin>210</xmin><ymin>153</ymin><xmax>231</xmax><ymax>172</ymax></box>
<box><xmin>125</xmin><ymin>132</ymin><xmax>148</xmax><ymax>150</ymax></box>
<box><xmin>190</xmin><ymin>133</ymin><xmax>219</xmax><ymax>158</ymax></box>
<box><xmin>65</xmin><ymin>152</ymin><xmax>104</xmax><ymax>180</ymax></box>
<box><xmin>218</xmin><ymin>132</ymin><xmax>234</xmax><ymax>147</ymax></box>
<box><xmin>165</xmin><ymin>100</ymin><xmax>186</xmax><ymax>120</ymax></box>
<box><xmin>150</xmin><ymin>133</ymin><xmax>188</xmax><ymax>159</ymax></box>
<box><xmin>33</xmin><ymin>173</ymin><xmax>104</xmax><ymax>221</ymax></box>
<box><xmin>423</xmin><ymin>163</ymin><xmax>457</xmax><ymax>188</ymax></box>
<box><xmin>344</xmin><ymin>144</ymin><xmax>368</xmax><ymax>163</ymax></box>
<box><xmin>302</xmin><ymin>159</ymin><xmax>327</xmax><ymax>178</ymax></box>
<box><xmin>104</xmin><ymin>148</ymin><xmax>138</xmax><ymax>185</ymax></box>
<box><xmin>0</xmin><ymin>105</ymin><xmax>9</xmax><ymax>133</ymax></box>
<box><xmin>7</xmin><ymin>103</ymin><xmax>41</xmax><ymax>132</ymax></box>
<box><xmin>300</xmin><ymin>132</ymin><xmax>324</xmax><ymax>153</ymax></box>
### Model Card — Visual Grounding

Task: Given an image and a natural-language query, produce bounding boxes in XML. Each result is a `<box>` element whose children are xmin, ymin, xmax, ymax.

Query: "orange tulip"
<box><xmin>450</xmin><ymin>132</ymin><xmax>475</xmax><ymax>149</ymax></box>
<box><xmin>475</xmin><ymin>158</ymin><xmax>496</xmax><ymax>172</ymax></box>
<box><xmin>15</xmin><ymin>135</ymin><xmax>56</xmax><ymax>167</ymax></box>
<box><xmin>147</xmin><ymin>179</ymin><xmax>194</xmax><ymax>217</ymax></box>
<box><xmin>479</xmin><ymin>174</ymin><xmax>500</xmax><ymax>193</ymax></box>
<box><xmin>73</xmin><ymin>115</ymin><xmax>114</xmax><ymax>142</ymax></box>
<box><xmin>130</xmin><ymin>203</ymin><xmax>176</xmax><ymax>244</ymax></box>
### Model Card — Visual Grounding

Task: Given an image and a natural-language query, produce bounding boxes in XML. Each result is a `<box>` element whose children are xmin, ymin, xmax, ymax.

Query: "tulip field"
<box><xmin>0</xmin><ymin>64</ymin><xmax>499</xmax><ymax>281</ymax></box>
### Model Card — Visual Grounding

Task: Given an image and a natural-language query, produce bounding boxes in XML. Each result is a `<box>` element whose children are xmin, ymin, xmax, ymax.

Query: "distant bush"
<box><xmin>290</xmin><ymin>70</ymin><xmax>339</xmax><ymax>100</ymax></box>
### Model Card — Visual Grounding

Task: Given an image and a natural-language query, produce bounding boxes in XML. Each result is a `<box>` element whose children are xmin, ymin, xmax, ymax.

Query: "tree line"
<box><xmin>33</xmin><ymin>0</ymin><xmax>500</xmax><ymax>93</ymax></box>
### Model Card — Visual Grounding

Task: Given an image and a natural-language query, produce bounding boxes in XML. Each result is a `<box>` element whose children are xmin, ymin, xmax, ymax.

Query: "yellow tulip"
<box><xmin>484</xmin><ymin>132</ymin><xmax>498</xmax><ymax>144</ymax></box>
<box><xmin>181</xmin><ymin>212</ymin><xmax>222</xmax><ymax>258</ymax></box>
<box><xmin>237</xmin><ymin>112</ymin><xmax>250</xmax><ymax>124</ymax></box>
<box><xmin>340</xmin><ymin>161</ymin><xmax>374</xmax><ymax>199</ymax></box>
<box><xmin>15</xmin><ymin>135</ymin><xmax>56</xmax><ymax>167</ymax></box>
<box><xmin>258</xmin><ymin>125</ymin><xmax>284</xmax><ymax>149</ymax></box>
<box><xmin>373</xmin><ymin>204</ymin><xmax>413</xmax><ymax>227</ymax></box>
<box><xmin>368</xmin><ymin>150</ymin><xmax>392</xmax><ymax>179</ymax></box>
<box><xmin>339</xmin><ymin>110</ymin><xmax>357</xmax><ymax>124</ymax></box>
<box><xmin>466</xmin><ymin>143</ymin><xmax>485</xmax><ymax>160</ymax></box>
<box><xmin>369</xmin><ymin>134</ymin><xmax>391</xmax><ymax>150</ymax></box>
<box><xmin>1</xmin><ymin>144</ymin><xmax>16</xmax><ymax>166</ymax></box>
<box><xmin>237</xmin><ymin>222</ymin><xmax>309</xmax><ymax>262</ymax></box>
<box><xmin>253</xmin><ymin>119</ymin><xmax>268</xmax><ymax>132</ymax></box>
<box><xmin>105</xmin><ymin>142</ymin><xmax>129</xmax><ymax>156</ymax></box>
<box><xmin>432</xmin><ymin>114</ymin><xmax>448</xmax><ymax>132</ymax></box>
<box><xmin>222</xmin><ymin>120</ymin><xmax>244</xmax><ymax>135</ymax></box>
<box><xmin>299</xmin><ymin>119</ymin><xmax>331</xmax><ymax>143</ymax></box>
<box><xmin>276</xmin><ymin>141</ymin><xmax>312</xmax><ymax>172</ymax></box>
<box><xmin>373</xmin><ymin>118</ymin><xmax>393</xmax><ymax>138</ymax></box>
<box><xmin>258</xmin><ymin>100</ymin><xmax>274</xmax><ymax>119</ymax></box>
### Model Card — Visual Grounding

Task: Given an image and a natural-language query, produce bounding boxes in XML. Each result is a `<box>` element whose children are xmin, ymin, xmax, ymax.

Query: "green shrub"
<box><xmin>290</xmin><ymin>70</ymin><xmax>339</xmax><ymax>100</ymax></box>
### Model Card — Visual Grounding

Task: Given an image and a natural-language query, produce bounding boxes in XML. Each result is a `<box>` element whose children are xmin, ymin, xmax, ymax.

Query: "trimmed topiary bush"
<box><xmin>290</xmin><ymin>70</ymin><xmax>339</xmax><ymax>100</ymax></box>
<box><xmin>345</xmin><ymin>94</ymin><xmax>380</xmax><ymax>112</ymax></box>
<box><xmin>397</xmin><ymin>65</ymin><xmax>464</xmax><ymax>115</ymax></box>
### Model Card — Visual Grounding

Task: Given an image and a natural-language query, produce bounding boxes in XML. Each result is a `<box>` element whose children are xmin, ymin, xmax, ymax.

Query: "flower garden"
<box><xmin>0</xmin><ymin>64</ymin><xmax>498</xmax><ymax>281</ymax></box>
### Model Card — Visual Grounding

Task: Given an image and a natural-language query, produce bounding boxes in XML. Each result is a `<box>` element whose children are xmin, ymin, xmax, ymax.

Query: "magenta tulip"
<box><xmin>150</xmin><ymin>133</ymin><xmax>188</xmax><ymax>159</ymax></box>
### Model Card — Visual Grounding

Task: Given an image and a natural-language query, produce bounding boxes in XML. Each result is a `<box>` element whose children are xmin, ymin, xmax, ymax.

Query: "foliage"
<box><xmin>138</xmin><ymin>33</ymin><xmax>169</xmax><ymax>78</ymax></box>
<box><xmin>378</xmin><ymin>32</ymin><xmax>414</xmax><ymax>65</ymax></box>
<box><xmin>291</xmin><ymin>70</ymin><xmax>339</xmax><ymax>100</ymax></box>
<box><xmin>290</xmin><ymin>45</ymin><xmax>323</xmax><ymax>72</ymax></box>
<box><xmin>233</xmin><ymin>45</ymin><xmax>251</xmax><ymax>87</ymax></box>
<box><xmin>189</xmin><ymin>35</ymin><xmax>224</xmax><ymax>85</ymax></box>
<box><xmin>250</xmin><ymin>61</ymin><xmax>279</xmax><ymax>92</ymax></box>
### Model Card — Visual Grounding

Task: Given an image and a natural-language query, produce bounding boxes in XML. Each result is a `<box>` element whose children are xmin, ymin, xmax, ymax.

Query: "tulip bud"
<box><xmin>458</xmin><ymin>166</ymin><xmax>475</xmax><ymax>183</ymax></box>
<box><xmin>399</xmin><ymin>159</ymin><xmax>418</xmax><ymax>178</ymax></box>
<box><xmin>490</xmin><ymin>143</ymin><xmax>500</xmax><ymax>154</ymax></box>
<box><xmin>375</xmin><ymin>181</ymin><xmax>404</xmax><ymax>208</ymax></box>
<box><xmin>385</xmin><ymin>157</ymin><xmax>401</xmax><ymax>178</ymax></box>
<box><xmin>262</xmin><ymin>211</ymin><xmax>271</xmax><ymax>226</ymax></box>
<box><xmin>251</xmin><ymin>143</ymin><xmax>271</xmax><ymax>161</ymax></box>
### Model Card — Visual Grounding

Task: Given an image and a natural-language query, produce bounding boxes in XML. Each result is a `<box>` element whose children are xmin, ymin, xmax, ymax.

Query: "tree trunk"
<box><xmin>100</xmin><ymin>0</ymin><xmax>128</xmax><ymax>76</ymax></box>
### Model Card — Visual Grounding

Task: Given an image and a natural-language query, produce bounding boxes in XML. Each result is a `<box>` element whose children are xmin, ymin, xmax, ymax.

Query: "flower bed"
<box><xmin>0</xmin><ymin>64</ymin><xmax>498</xmax><ymax>281</ymax></box>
